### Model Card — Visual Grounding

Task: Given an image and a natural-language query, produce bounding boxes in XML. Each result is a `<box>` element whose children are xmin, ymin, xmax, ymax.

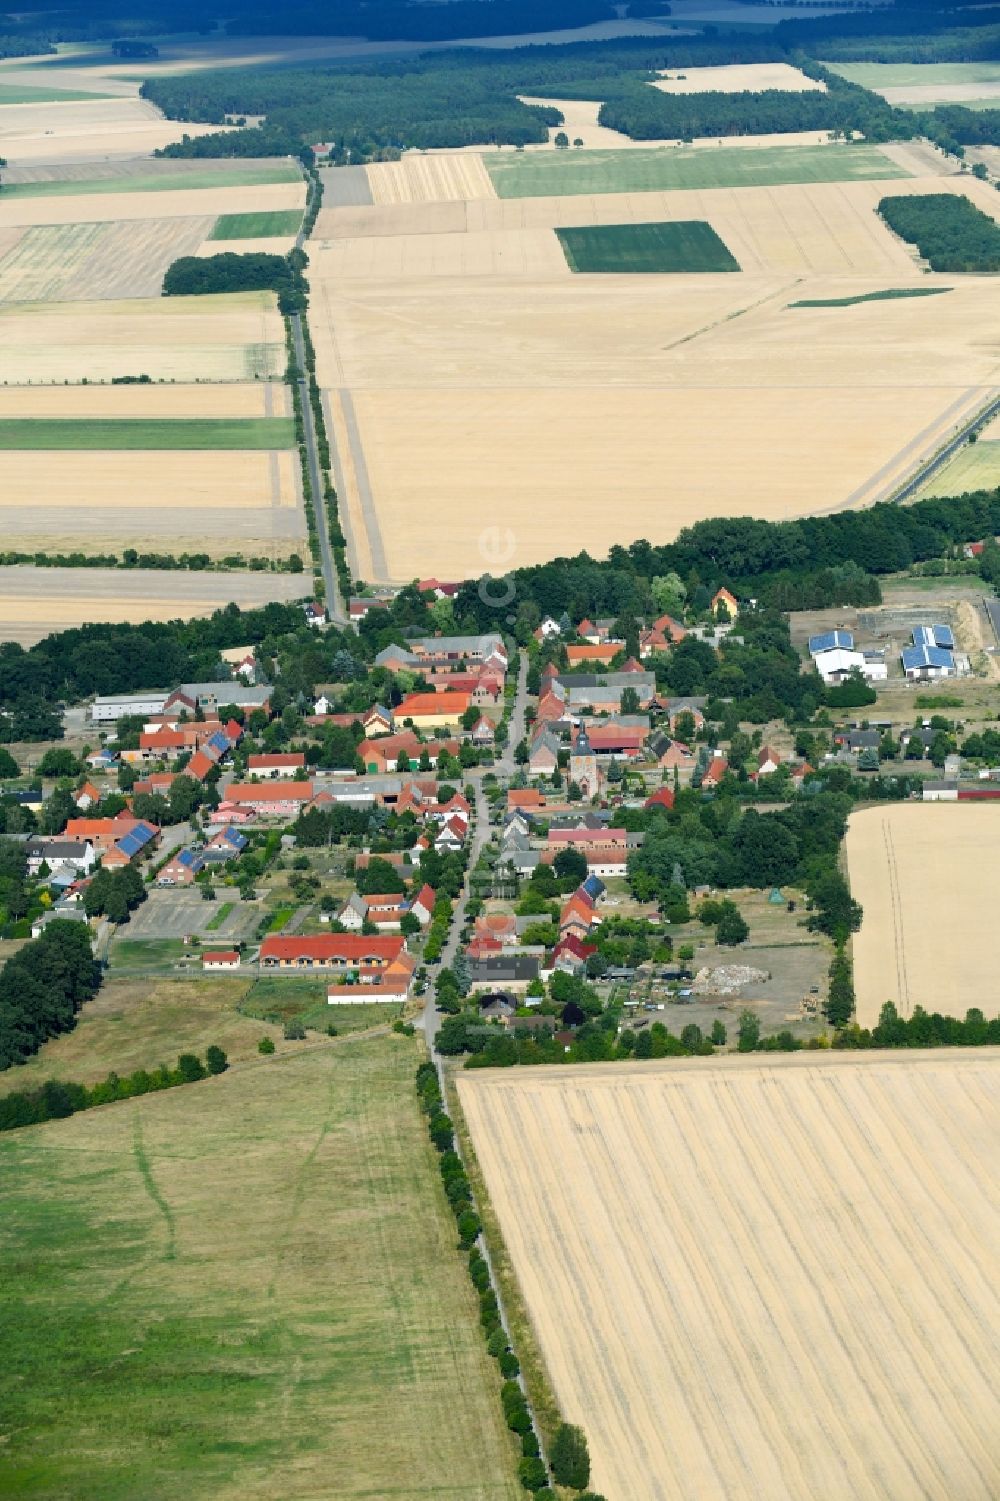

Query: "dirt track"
<box><xmin>460</xmin><ymin>1051</ymin><xmax>1000</xmax><ymax>1501</ymax></box>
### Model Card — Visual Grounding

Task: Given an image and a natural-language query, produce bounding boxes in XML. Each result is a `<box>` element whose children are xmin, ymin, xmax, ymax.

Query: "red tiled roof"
<box><xmin>260</xmin><ymin>934</ymin><xmax>404</xmax><ymax>963</ymax></box>
<box><xmin>228</xmin><ymin>781</ymin><xmax>313</xmax><ymax>803</ymax></box>
<box><xmin>397</xmin><ymin>692</ymin><xmax>472</xmax><ymax>716</ymax></box>
<box><xmin>203</xmin><ymin>950</ymin><xmax>239</xmax><ymax>964</ymax></box>
<box><xmin>248</xmin><ymin>753</ymin><xmax>305</xmax><ymax>770</ymax></box>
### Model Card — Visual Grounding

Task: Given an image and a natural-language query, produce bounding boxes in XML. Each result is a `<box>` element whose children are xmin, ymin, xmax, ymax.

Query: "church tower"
<box><xmin>570</xmin><ymin>726</ymin><xmax>599</xmax><ymax>800</ymax></box>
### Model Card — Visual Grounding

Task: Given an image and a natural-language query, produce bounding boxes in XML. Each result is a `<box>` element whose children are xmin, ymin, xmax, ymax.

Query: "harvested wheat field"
<box><xmin>0</xmin><ymin>96</ymin><xmax>227</xmax><ymax>165</ymax></box>
<box><xmin>0</xmin><ymin>292</ymin><xmax>284</xmax><ymax>383</ymax></box>
<box><xmin>0</xmin><ymin>450</ymin><xmax>304</xmax><ymax>560</ymax></box>
<box><xmin>0</xmin><ymin>381</ymin><xmax>288</xmax><ymax>418</ymax></box>
<box><xmin>652</xmin><ymin>61</ymin><xmax>827</xmax><ymax>93</ymax></box>
<box><xmin>516</xmin><ymin>96</ymin><xmax>662</xmax><ymax>150</ymax></box>
<box><xmin>459</xmin><ymin>1051</ymin><xmax>1000</xmax><ymax>1501</ymax></box>
<box><xmin>846</xmin><ymin>803</ymin><xmax>1000</xmax><ymax>1026</ymax></box>
<box><xmin>0</xmin><ymin>216</ymin><xmax>214</xmax><ymax>301</ymax></box>
<box><xmin>366</xmin><ymin>152</ymin><xmax>496</xmax><ymax>205</ymax></box>
<box><xmin>0</xmin><ymin>179</ymin><xmax>304</xmax><ymax>229</ymax></box>
<box><xmin>0</xmin><ymin>566</ymin><xmax>309</xmax><ymax>645</ymax></box>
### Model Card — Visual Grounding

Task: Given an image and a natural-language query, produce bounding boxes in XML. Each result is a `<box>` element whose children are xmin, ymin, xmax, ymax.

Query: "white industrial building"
<box><xmin>809</xmin><ymin>630</ymin><xmax>887</xmax><ymax>685</ymax></box>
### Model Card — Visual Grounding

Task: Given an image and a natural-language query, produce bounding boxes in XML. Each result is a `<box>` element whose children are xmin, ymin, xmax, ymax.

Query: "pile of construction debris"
<box><xmin>692</xmin><ymin>964</ymin><xmax>769</xmax><ymax>997</ymax></box>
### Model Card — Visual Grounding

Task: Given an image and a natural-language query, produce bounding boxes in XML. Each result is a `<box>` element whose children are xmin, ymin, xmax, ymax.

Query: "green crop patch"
<box><xmin>0</xmin><ymin>164</ymin><xmax>302</xmax><ymax>199</ymax></box>
<box><xmin>0</xmin><ymin>82</ymin><xmax>112</xmax><ymax>102</ymax></box>
<box><xmin>556</xmin><ymin>220</ymin><xmax>740</xmax><ymax>273</ymax></box>
<box><xmin>0</xmin><ymin>418</ymin><xmax>295</xmax><ymax>450</ymax></box>
<box><xmin>789</xmin><ymin>286</ymin><xmax>953</xmax><ymax>308</ymax></box>
<box><xmin>486</xmin><ymin>143</ymin><xmax>908</xmax><ymax>200</ymax></box>
<box><xmin>210</xmin><ymin>210</ymin><xmax>303</xmax><ymax>239</ymax></box>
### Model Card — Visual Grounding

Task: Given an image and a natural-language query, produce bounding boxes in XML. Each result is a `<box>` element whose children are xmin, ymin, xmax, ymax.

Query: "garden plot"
<box><xmin>0</xmin><ymin>292</ymin><xmax>285</xmax><ymax>383</ymax></box>
<box><xmin>847</xmin><ymin>803</ymin><xmax>1000</xmax><ymax>1025</ymax></box>
<box><xmin>0</xmin><ymin>567</ymin><xmax>308</xmax><ymax>646</ymax></box>
<box><xmin>460</xmin><ymin>1051</ymin><xmax>1000</xmax><ymax>1501</ymax></box>
<box><xmin>0</xmin><ymin>217</ymin><xmax>213</xmax><ymax>302</ymax></box>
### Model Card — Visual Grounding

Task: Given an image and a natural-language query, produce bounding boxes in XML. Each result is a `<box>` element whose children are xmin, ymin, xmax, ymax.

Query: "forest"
<box><xmin>147</xmin><ymin>34</ymin><xmax>916</xmax><ymax>161</ymax></box>
<box><xmin>0</xmin><ymin>917</ymin><xmax>101</xmax><ymax>1071</ymax></box>
<box><xmin>162</xmin><ymin>249</ymin><xmax>309</xmax><ymax>310</ymax></box>
<box><xmin>878</xmin><ymin>193</ymin><xmax>1000</xmax><ymax>272</ymax></box>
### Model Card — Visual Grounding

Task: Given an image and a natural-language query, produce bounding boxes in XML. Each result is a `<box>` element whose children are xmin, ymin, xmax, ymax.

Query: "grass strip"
<box><xmin>210</xmin><ymin>209</ymin><xmax>303</xmax><ymax>239</ymax></box>
<box><xmin>0</xmin><ymin>417</ymin><xmax>295</xmax><ymax>450</ymax></box>
<box><xmin>789</xmin><ymin>286</ymin><xmax>952</xmax><ymax>307</ymax></box>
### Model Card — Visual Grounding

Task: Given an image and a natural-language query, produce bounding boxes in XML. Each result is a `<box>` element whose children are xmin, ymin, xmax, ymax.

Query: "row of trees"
<box><xmin>0</xmin><ymin>920</ymin><xmax>100</xmax><ymax>1071</ymax></box>
<box><xmin>0</xmin><ymin>1047</ymin><xmax>229</xmax><ymax>1133</ymax></box>
<box><xmin>415</xmin><ymin>1062</ymin><xmax>603</xmax><ymax>1496</ymax></box>
<box><xmin>835</xmin><ymin>1002</ymin><xmax>1000</xmax><ymax>1049</ymax></box>
<box><xmin>878</xmin><ymin>193</ymin><xmax>1000</xmax><ymax>273</ymax></box>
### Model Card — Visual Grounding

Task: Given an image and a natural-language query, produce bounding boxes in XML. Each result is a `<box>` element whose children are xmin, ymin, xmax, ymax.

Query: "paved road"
<box><xmin>290</xmin><ymin>311</ymin><xmax>347</xmax><ymax>627</ymax></box>
<box><xmin>420</xmin><ymin>651</ymin><xmax>528</xmax><ymax>1053</ymax></box>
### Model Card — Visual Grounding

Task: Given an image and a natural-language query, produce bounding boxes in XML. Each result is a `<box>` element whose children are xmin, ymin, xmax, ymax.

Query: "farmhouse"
<box><xmin>566</xmin><ymin>643</ymin><xmax>625</xmax><ymax>668</ymax></box>
<box><xmin>202</xmin><ymin>950</ymin><xmax>241</xmax><ymax>970</ymax></box>
<box><xmin>466</xmin><ymin>955</ymin><xmax>540</xmax><ymax>993</ymax></box>
<box><xmin>712</xmin><ymin>587</ymin><xmax>740</xmax><ymax>619</ymax></box>
<box><xmin>259</xmin><ymin>933</ymin><xmax>406</xmax><ymax>971</ymax></box>
<box><xmin>25</xmin><ymin>837</ymin><xmax>96</xmax><ymax>877</ymax></box>
<box><xmin>165</xmin><ymin>683</ymin><xmax>272</xmax><ymax>716</ymax></box>
<box><xmin>247</xmin><ymin>752</ymin><xmax>306</xmax><ymax>779</ymax></box>
<box><xmin>224</xmin><ymin>782</ymin><xmax>313</xmax><ymax>818</ymax></box>
<box><xmin>395</xmin><ymin>692</ymin><xmax>472</xmax><ymax>730</ymax></box>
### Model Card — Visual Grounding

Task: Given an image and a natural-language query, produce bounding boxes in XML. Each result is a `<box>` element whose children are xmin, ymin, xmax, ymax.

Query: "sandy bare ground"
<box><xmin>0</xmin><ymin>215</ymin><xmax>214</xmax><ymax>302</ymax></box>
<box><xmin>651</xmin><ymin>62</ymin><xmax>827</xmax><ymax>94</ymax></box>
<box><xmin>0</xmin><ymin>566</ymin><xmax>308</xmax><ymax>645</ymax></box>
<box><xmin>0</xmin><ymin>450</ymin><xmax>305</xmax><ymax>560</ymax></box>
<box><xmin>460</xmin><ymin>1051</ymin><xmax>1000</xmax><ymax>1501</ymax></box>
<box><xmin>0</xmin><ymin>381</ymin><xmax>288</xmax><ymax>417</ymax></box>
<box><xmin>366</xmin><ymin>153</ymin><xmax>496</xmax><ymax>205</ymax></box>
<box><xmin>0</xmin><ymin>180</ymin><xmax>304</xmax><ymax>229</ymax></box>
<box><xmin>847</xmin><ymin>804</ymin><xmax>1000</xmax><ymax>1026</ymax></box>
<box><xmin>0</xmin><ymin>291</ymin><xmax>284</xmax><ymax>383</ymax></box>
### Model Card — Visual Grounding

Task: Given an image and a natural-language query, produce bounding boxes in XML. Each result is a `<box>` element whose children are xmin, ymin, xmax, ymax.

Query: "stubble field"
<box><xmin>651</xmin><ymin>61</ymin><xmax>827</xmax><ymax>94</ymax></box>
<box><xmin>0</xmin><ymin>1037</ymin><xmax>521</xmax><ymax>1500</ymax></box>
<box><xmin>0</xmin><ymin>567</ymin><xmax>308</xmax><ymax>645</ymax></box>
<box><xmin>0</xmin><ymin>291</ymin><xmax>285</xmax><ymax>382</ymax></box>
<box><xmin>459</xmin><ymin>1051</ymin><xmax>1000</xmax><ymax>1501</ymax></box>
<box><xmin>846</xmin><ymin>803</ymin><xmax>1000</xmax><ymax>1025</ymax></box>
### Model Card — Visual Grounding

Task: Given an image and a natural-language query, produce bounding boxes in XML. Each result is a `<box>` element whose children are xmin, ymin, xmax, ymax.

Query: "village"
<box><xmin>3</xmin><ymin>566</ymin><xmax>1000</xmax><ymax>1053</ymax></box>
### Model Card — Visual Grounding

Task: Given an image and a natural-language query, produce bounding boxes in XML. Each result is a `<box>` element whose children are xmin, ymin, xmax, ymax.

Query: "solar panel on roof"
<box><xmin>117</xmin><ymin>833</ymin><xmax>141</xmax><ymax>857</ymax></box>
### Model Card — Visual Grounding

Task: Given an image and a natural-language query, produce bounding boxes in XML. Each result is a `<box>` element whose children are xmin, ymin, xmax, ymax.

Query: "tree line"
<box><xmin>0</xmin><ymin>1046</ymin><xmax>229</xmax><ymax>1133</ymax></box>
<box><xmin>0</xmin><ymin>920</ymin><xmax>101</xmax><ymax>1071</ymax></box>
<box><xmin>163</xmin><ymin>248</ymin><xmax>309</xmax><ymax>313</ymax></box>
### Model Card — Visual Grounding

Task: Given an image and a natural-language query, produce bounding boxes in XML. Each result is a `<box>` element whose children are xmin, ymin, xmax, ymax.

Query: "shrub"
<box><xmin>177</xmin><ymin>1052</ymin><xmax>206</xmax><ymax>1083</ymax></box>
<box><xmin>205</xmin><ymin>1045</ymin><xmax>228</xmax><ymax>1075</ymax></box>
<box><xmin>517</xmin><ymin>1456</ymin><xmax>548</xmax><ymax>1491</ymax></box>
<box><xmin>258</xmin><ymin>1036</ymin><xmax>276</xmax><ymax>1054</ymax></box>
<box><xmin>499</xmin><ymin>1350</ymin><xmax>521</xmax><ymax>1379</ymax></box>
<box><xmin>486</xmin><ymin>1327</ymin><xmax>508</xmax><ymax>1358</ymax></box>
<box><xmin>456</xmin><ymin>1209</ymin><xmax>481</xmax><ymax>1247</ymax></box>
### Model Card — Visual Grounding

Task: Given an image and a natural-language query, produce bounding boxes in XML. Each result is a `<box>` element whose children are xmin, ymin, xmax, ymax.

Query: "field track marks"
<box><xmin>339</xmin><ymin>389</ymin><xmax>388</xmax><ymax>580</ymax></box>
<box><xmin>882</xmin><ymin>816</ymin><xmax>911</xmax><ymax>1013</ymax></box>
<box><xmin>132</xmin><ymin>1115</ymin><xmax>177</xmax><ymax>1262</ymax></box>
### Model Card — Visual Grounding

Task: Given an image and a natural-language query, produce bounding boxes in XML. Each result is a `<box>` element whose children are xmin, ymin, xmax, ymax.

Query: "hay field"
<box><xmin>459</xmin><ymin>1052</ymin><xmax>1000</xmax><ymax>1501</ymax></box>
<box><xmin>0</xmin><ymin>292</ymin><xmax>284</xmax><ymax>383</ymax></box>
<box><xmin>0</xmin><ymin>1037</ymin><xmax>521</xmax><ymax>1501</ymax></box>
<box><xmin>210</xmin><ymin>208</ymin><xmax>303</xmax><ymax>239</ymax></box>
<box><xmin>0</xmin><ymin>568</ymin><xmax>307</xmax><ymax>645</ymax></box>
<box><xmin>0</xmin><ymin>216</ymin><xmax>214</xmax><ymax>302</ymax></box>
<box><xmin>0</xmin><ymin>450</ymin><xmax>304</xmax><ymax>560</ymax></box>
<box><xmin>0</xmin><ymin>416</ymin><xmax>293</xmax><ymax>448</ymax></box>
<box><xmin>916</xmin><ymin>439</ymin><xmax>1000</xmax><ymax>498</ymax></box>
<box><xmin>0</xmin><ymin>179</ymin><xmax>305</xmax><ymax>228</ymax></box>
<box><xmin>484</xmin><ymin>142</ymin><xmax>907</xmax><ymax>199</ymax></box>
<box><xmin>847</xmin><ymin>804</ymin><xmax>1000</xmax><ymax>1025</ymax></box>
<box><xmin>826</xmin><ymin>61</ymin><xmax>1000</xmax><ymax>107</ymax></box>
<box><xmin>366</xmin><ymin>152</ymin><xmax>496</xmax><ymax>204</ymax></box>
<box><xmin>651</xmin><ymin>62</ymin><xmax>827</xmax><ymax>93</ymax></box>
<box><xmin>0</xmin><ymin>381</ymin><xmax>289</xmax><ymax>418</ymax></box>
